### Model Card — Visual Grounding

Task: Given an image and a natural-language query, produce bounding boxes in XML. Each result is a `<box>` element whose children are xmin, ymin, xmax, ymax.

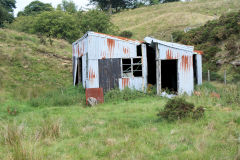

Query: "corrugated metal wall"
<box><xmin>73</xmin><ymin>32</ymin><xmax>148</xmax><ymax>92</ymax></box>
<box><xmin>158</xmin><ymin>44</ymin><xmax>194</xmax><ymax>95</ymax></box>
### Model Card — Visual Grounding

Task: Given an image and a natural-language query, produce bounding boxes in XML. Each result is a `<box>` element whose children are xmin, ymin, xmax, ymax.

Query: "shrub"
<box><xmin>158</xmin><ymin>97</ymin><xmax>204</xmax><ymax>121</ymax></box>
<box><xmin>225</xmin><ymin>36</ymin><xmax>237</xmax><ymax>55</ymax></box>
<box><xmin>119</xmin><ymin>30</ymin><xmax>133</xmax><ymax>38</ymax></box>
<box><xmin>172</xmin><ymin>30</ymin><xmax>185</xmax><ymax>42</ymax></box>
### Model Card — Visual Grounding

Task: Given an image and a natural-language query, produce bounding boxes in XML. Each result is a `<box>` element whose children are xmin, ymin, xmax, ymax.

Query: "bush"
<box><xmin>119</xmin><ymin>30</ymin><xmax>133</xmax><ymax>38</ymax></box>
<box><xmin>158</xmin><ymin>97</ymin><xmax>204</xmax><ymax>121</ymax></box>
<box><xmin>172</xmin><ymin>30</ymin><xmax>185</xmax><ymax>42</ymax></box>
<box><xmin>7</xmin><ymin>9</ymin><xmax>118</xmax><ymax>43</ymax></box>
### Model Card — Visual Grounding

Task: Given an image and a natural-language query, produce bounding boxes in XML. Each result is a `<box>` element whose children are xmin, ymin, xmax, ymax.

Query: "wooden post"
<box><xmin>208</xmin><ymin>70</ymin><xmax>210</xmax><ymax>82</ymax></box>
<box><xmin>224</xmin><ymin>70</ymin><xmax>226</xmax><ymax>85</ymax></box>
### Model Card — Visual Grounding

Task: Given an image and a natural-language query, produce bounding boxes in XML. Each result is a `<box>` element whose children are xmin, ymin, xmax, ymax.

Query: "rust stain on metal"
<box><xmin>194</xmin><ymin>50</ymin><xmax>204</xmax><ymax>55</ymax></box>
<box><xmin>78</xmin><ymin>42</ymin><xmax>85</xmax><ymax>57</ymax></box>
<box><xmin>107</xmin><ymin>38</ymin><xmax>115</xmax><ymax>58</ymax></box>
<box><xmin>123</xmin><ymin>47</ymin><xmax>129</xmax><ymax>54</ymax></box>
<box><xmin>89</xmin><ymin>67</ymin><xmax>96</xmax><ymax>81</ymax></box>
<box><xmin>181</xmin><ymin>55</ymin><xmax>190</xmax><ymax>72</ymax></box>
<box><xmin>86</xmin><ymin>88</ymin><xmax>104</xmax><ymax>105</ymax></box>
<box><xmin>122</xmin><ymin>78</ymin><xmax>129</xmax><ymax>88</ymax></box>
<box><xmin>166</xmin><ymin>49</ymin><xmax>174</xmax><ymax>59</ymax></box>
<box><xmin>95</xmin><ymin>32</ymin><xmax>143</xmax><ymax>43</ymax></box>
<box><xmin>101</xmin><ymin>51</ymin><xmax>106</xmax><ymax>59</ymax></box>
<box><xmin>181</xmin><ymin>55</ymin><xmax>193</xmax><ymax>73</ymax></box>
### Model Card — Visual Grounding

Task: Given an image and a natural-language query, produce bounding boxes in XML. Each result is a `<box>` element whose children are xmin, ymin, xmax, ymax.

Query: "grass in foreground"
<box><xmin>0</xmin><ymin>82</ymin><xmax>239</xmax><ymax>159</ymax></box>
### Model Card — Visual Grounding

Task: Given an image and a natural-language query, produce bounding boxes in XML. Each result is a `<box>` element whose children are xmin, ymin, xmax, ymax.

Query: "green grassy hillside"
<box><xmin>112</xmin><ymin>0</ymin><xmax>240</xmax><ymax>41</ymax></box>
<box><xmin>0</xmin><ymin>82</ymin><xmax>239</xmax><ymax>159</ymax></box>
<box><xmin>0</xmin><ymin>29</ymin><xmax>72</xmax><ymax>101</ymax></box>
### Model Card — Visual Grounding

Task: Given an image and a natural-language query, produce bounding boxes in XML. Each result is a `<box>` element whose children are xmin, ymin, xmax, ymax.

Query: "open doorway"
<box><xmin>75</xmin><ymin>57</ymin><xmax>82</xmax><ymax>85</ymax></box>
<box><xmin>146</xmin><ymin>44</ymin><xmax>156</xmax><ymax>85</ymax></box>
<box><xmin>193</xmin><ymin>55</ymin><xmax>197</xmax><ymax>85</ymax></box>
<box><xmin>161</xmin><ymin>60</ymin><xmax>178</xmax><ymax>92</ymax></box>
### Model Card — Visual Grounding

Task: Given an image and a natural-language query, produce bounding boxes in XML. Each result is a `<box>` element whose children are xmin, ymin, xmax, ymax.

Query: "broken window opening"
<box><xmin>122</xmin><ymin>59</ymin><xmax>132</xmax><ymax>77</ymax></box>
<box><xmin>161</xmin><ymin>60</ymin><xmax>178</xmax><ymax>93</ymax></box>
<box><xmin>133</xmin><ymin>58</ymin><xmax>142</xmax><ymax>77</ymax></box>
<box><xmin>137</xmin><ymin>45</ymin><xmax>142</xmax><ymax>57</ymax></box>
<box><xmin>122</xmin><ymin>58</ymin><xmax>143</xmax><ymax>77</ymax></box>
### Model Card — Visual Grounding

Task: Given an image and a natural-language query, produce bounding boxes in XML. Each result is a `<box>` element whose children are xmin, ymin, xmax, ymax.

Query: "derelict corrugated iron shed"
<box><xmin>72</xmin><ymin>32</ymin><xmax>203</xmax><ymax>95</ymax></box>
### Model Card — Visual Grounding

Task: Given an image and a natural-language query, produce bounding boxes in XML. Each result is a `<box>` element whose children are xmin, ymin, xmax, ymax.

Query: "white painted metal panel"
<box><xmin>157</xmin><ymin>43</ymin><xmax>194</xmax><ymax>95</ymax></box>
<box><xmin>144</xmin><ymin>37</ymin><xmax>194</xmax><ymax>52</ymax></box>
<box><xmin>88</xmin><ymin>34</ymin><xmax>138</xmax><ymax>60</ymax></box>
<box><xmin>142</xmin><ymin>44</ymin><xmax>148</xmax><ymax>92</ymax></box>
<box><xmin>119</xmin><ymin>77</ymin><xmax>143</xmax><ymax>91</ymax></box>
<box><xmin>86</xmin><ymin>59</ymin><xmax>99</xmax><ymax>88</ymax></box>
<box><xmin>196</xmin><ymin>54</ymin><xmax>202</xmax><ymax>85</ymax></box>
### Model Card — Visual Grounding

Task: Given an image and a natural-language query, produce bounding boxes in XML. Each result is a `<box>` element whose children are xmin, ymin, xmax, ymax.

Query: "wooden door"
<box><xmin>98</xmin><ymin>59</ymin><xmax>121</xmax><ymax>92</ymax></box>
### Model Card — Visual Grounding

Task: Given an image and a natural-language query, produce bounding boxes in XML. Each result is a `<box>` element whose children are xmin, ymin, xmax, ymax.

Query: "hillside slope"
<box><xmin>0</xmin><ymin>29</ymin><xmax>72</xmax><ymax>100</ymax></box>
<box><xmin>112</xmin><ymin>0</ymin><xmax>240</xmax><ymax>41</ymax></box>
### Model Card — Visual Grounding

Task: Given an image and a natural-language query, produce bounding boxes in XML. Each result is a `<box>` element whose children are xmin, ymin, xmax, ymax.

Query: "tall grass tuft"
<box><xmin>29</xmin><ymin>85</ymin><xmax>85</xmax><ymax>107</ymax></box>
<box><xmin>35</xmin><ymin>118</ymin><xmax>61</xmax><ymax>140</ymax></box>
<box><xmin>0</xmin><ymin>122</ymin><xmax>43</xmax><ymax>160</ymax></box>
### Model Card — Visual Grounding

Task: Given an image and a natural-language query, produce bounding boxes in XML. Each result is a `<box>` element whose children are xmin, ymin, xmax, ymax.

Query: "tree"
<box><xmin>89</xmin><ymin>0</ymin><xmax>131</xmax><ymax>14</ymax></box>
<box><xmin>79</xmin><ymin>10</ymin><xmax>118</xmax><ymax>34</ymax></box>
<box><xmin>17</xmin><ymin>1</ymin><xmax>53</xmax><ymax>16</ymax></box>
<box><xmin>0</xmin><ymin>0</ymin><xmax>16</xmax><ymax>27</ymax></box>
<box><xmin>57</xmin><ymin>0</ymin><xmax>77</xmax><ymax>14</ymax></box>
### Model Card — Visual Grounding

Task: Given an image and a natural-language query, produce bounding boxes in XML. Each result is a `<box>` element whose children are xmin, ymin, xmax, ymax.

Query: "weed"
<box><xmin>7</xmin><ymin>106</ymin><xmax>18</xmax><ymax>116</ymax></box>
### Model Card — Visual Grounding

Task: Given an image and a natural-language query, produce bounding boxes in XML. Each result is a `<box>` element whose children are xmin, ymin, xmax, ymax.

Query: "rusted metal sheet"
<box><xmin>119</xmin><ymin>77</ymin><xmax>143</xmax><ymax>91</ymax></box>
<box><xmin>86</xmin><ymin>88</ymin><xmax>104</xmax><ymax>104</ymax></box>
<box><xmin>99</xmin><ymin>59</ymin><xmax>121</xmax><ymax>92</ymax></box>
<box><xmin>144</xmin><ymin>37</ymin><xmax>195</xmax><ymax>95</ymax></box>
<box><xmin>88</xmin><ymin>32</ymin><xmax>141</xmax><ymax>60</ymax></box>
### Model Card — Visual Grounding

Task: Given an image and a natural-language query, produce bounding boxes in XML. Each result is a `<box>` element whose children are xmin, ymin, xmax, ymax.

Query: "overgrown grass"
<box><xmin>29</xmin><ymin>86</ymin><xmax>85</xmax><ymax>107</ymax></box>
<box><xmin>0</xmin><ymin>82</ymin><xmax>239</xmax><ymax>159</ymax></box>
<box><xmin>0</xmin><ymin>29</ymin><xmax>72</xmax><ymax>101</ymax></box>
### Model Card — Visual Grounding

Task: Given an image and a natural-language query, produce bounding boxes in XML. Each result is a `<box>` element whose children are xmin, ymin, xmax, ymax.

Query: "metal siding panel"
<box><xmin>196</xmin><ymin>54</ymin><xmax>202</xmax><ymax>85</ymax></box>
<box><xmin>88</xmin><ymin>35</ymin><xmax>138</xmax><ymax>60</ymax></box>
<box><xmin>142</xmin><ymin>44</ymin><xmax>147</xmax><ymax>92</ymax></box>
<box><xmin>82</xmin><ymin>54</ymin><xmax>86</xmax><ymax>88</ymax></box>
<box><xmin>87</xmin><ymin>59</ymin><xmax>99</xmax><ymax>88</ymax></box>
<box><xmin>157</xmin><ymin>44</ymin><xmax>194</xmax><ymax>95</ymax></box>
<box><xmin>178</xmin><ymin>50</ymin><xmax>194</xmax><ymax>95</ymax></box>
<box><xmin>119</xmin><ymin>77</ymin><xmax>143</xmax><ymax>91</ymax></box>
